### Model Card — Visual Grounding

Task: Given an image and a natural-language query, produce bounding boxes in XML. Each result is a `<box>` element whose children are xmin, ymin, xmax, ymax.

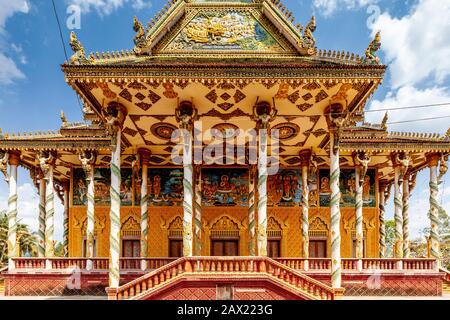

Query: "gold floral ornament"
<box><xmin>0</xmin><ymin>151</ymin><xmax>9</xmax><ymax>182</ymax></box>
<box><xmin>69</xmin><ymin>31</ymin><xmax>91</xmax><ymax>65</ymax></box>
<box><xmin>363</xmin><ymin>31</ymin><xmax>381</xmax><ymax>65</ymax></box>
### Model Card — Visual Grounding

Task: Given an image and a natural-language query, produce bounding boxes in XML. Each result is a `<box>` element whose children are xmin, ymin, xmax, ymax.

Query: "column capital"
<box><xmin>425</xmin><ymin>152</ymin><xmax>441</xmax><ymax>167</ymax></box>
<box><xmin>78</xmin><ymin>150</ymin><xmax>96</xmax><ymax>176</ymax></box>
<box><xmin>138</xmin><ymin>148</ymin><xmax>151</xmax><ymax>166</ymax></box>
<box><xmin>8</xmin><ymin>150</ymin><xmax>21</xmax><ymax>166</ymax></box>
<box><xmin>38</xmin><ymin>150</ymin><xmax>56</xmax><ymax>179</ymax></box>
<box><xmin>299</xmin><ymin>149</ymin><xmax>312</xmax><ymax>166</ymax></box>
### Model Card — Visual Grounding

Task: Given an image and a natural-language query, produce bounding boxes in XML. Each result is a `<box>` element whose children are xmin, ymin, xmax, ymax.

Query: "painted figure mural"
<box><xmin>319</xmin><ymin>169</ymin><xmax>376</xmax><ymax>207</ymax></box>
<box><xmin>202</xmin><ymin>168</ymin><xmax>249</xmax><ymax>206</ymax></box>
<box><xmin>73</xmin><ymin>168</ymin><xmax>132</xmax><ymax>206</ymax></box>
<box><xmin>167</xmin><ymin>11</ymin><xmax>281</xmax><ymax>51</ymax></box>
<box><xmin>267</xmin><ymin>169</ymin><xmax>302</xmax><ymax>206</ymax></box>
<box><xmin>147</xmin><ymin>168</ymin><xmax>184</xmax><ymax>206</ymax></box>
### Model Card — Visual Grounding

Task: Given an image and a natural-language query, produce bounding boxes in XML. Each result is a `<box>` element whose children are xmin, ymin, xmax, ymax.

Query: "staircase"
<box><xmin>107</xmin><ymin>257</ymin><xmax>342</xmax><ymax>300</ymax></box>
<box><xmin>441</xmin><ymin>268</ymin><xmax>450</xmax><ymax>295</ymax></box>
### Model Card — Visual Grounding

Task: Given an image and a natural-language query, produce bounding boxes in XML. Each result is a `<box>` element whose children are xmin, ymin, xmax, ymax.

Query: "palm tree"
<box><xmin>0</xmin><ymin>211</ymin><xmax>38</xmax><ymax>264</ymax></box>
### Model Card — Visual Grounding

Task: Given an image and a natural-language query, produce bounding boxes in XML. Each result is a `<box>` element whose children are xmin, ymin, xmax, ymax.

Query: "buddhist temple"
<box><xmin>0</xmin><ymin>0</ymin><xmax>449</xmax><ymax>300</ymax></box>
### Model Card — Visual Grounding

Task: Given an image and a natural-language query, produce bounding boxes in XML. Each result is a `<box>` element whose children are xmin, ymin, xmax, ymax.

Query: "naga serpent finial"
<box><xmin>133</xmin><ymin>16</ymin><xmax>148</xmax><ymax>55</ymax></box>
<box><xmin>363</xmin><ymin>31</ymin><xmax>381</xmax><ymax>65</ymax></box>
<box><xmin>69</xmin><ymin>31</ymin><xmax>91</xmax><ymax>65</ymax></box>
<box><xmin>302</xmin><ymin>16</ymin><xmax>316</xmax><ymax>51</ymax></box>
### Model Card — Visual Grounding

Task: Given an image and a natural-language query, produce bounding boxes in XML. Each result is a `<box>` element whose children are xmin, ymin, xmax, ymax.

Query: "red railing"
<box><xmin>107</xmin><ymin>257</ymin><xmax>338</xmax><ymax>301</ymax></box>
<box><xmin>11</xmin><ymin>257</ymin><xmax>175</xmax><ymax>271</ymax></box>
<box><xmin>275</xmin><ymin>258</ymin><xmax>438</xmax><ymax>271</ymax></box>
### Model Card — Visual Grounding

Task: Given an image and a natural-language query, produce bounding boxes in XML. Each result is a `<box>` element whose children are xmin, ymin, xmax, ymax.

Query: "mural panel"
<box><xmin>167</xmin><ymin>11</ymin><xmax>282</xmax><ymax>51</ymax></box>
<box><xmin>202</xmin><ymin>168</ymin><xmax>248</xmax><ymax>206</ymax></box>
<box><xmin>267</xmin><ymin>169</ymin><xmax>302</xmax><ymax>207</ymax></box>
<box><xmin>319</xmin><ymin>169</ymin><xmax>376</xmax><ymax>207</ymax></box>
<box><xmin>73</xmin><ymin>168</ymin><xmax>133</xmax><ymax>206</ymax></box>
<box><xmin>147</xmin><ymin>168</ymin><xmax>184</xmax><ymax>206</ymax></box>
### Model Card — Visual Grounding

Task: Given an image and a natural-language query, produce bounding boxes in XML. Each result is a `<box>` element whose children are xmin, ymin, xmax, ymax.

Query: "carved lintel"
<box><xmin>438</xmin><ymin>154</ymin><xmax>448</xmax><ymax>185</ymax></box>
<box><xmin>252</xmin><ymin>101</ymin><xmax>277</xmax><ymax>130</ymax></box>
<box><xmin>37</xmin><ymin>151</ymin><xmax>56</xmax><ymax>180</ymax></box>
<box><xmin>0</xmin><ymin>151</ymin><xmax>9</xmax><ymax>182</ymax></box>
<box><xmin>54</xmin><ymin>179</ymin><xmax>69</xmax><ymax>205</ymax></box>
<box><xmin>175</xmin><ymin>100</ymin><xmax>197</xmax><ymax>131</ymax></box>
<box><xmin>78</xmin><ymin>150</ymin><xmax>96</xmax><ymax>177</ymax></box>
<box><xmin>354</xmin><ymin>151</ymin><xmax>371</xmax><ymax>184</ymax></box>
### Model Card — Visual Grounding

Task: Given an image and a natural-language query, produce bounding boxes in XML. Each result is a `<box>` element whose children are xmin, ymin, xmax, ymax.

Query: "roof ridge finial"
<box><xmin>362</xmin><ymin>30</ymin><xmax>381</xmax><ymax>65</ymax></box>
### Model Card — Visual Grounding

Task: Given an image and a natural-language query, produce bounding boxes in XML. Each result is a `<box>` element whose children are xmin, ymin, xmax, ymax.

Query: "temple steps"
<box><xmin>107</xmin><ymin>257</ymin><xmax>339</xmax><ymax>300</ymax></box>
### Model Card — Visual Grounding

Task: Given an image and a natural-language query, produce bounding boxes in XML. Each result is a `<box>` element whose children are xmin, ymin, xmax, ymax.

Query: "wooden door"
<box><xmin>268</xmin><ymin>240</ymin><xmax>281</xmax><ymax>258</ymax></box>
<box><xmin>211</xmin><ymin>240</ymin><xmax>239</xmax><ymax>256</ymax></box>
<box><xmin>169</xmin><ymin>240</ymin><xmax>183</xmax><ymax>257</ymax></box>
<box><xmin>309</xmin><ymin>240</ymin><xmax>327</xmax><ymax>258</ymax></box>
<box><xmin>122</xmin><ymin>240</ymin><xmax>140</xmax><ymax>257</ymax></box>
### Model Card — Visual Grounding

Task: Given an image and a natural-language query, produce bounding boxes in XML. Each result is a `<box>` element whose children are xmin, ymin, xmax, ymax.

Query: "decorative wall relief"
<box><xmin>120</xmin><ymin>169</ymin><xmax>133</xmax><ymax>206</ymax></box>
<box><xmin>267</xmin><ymin>169</ymin><xmax>302</xmax><ymax>207</ymax></box>
<box><xmin>167</xmin><ymin>11</ymin><xmax>282</xmax><ymax>51</ymax></box>
<box><xmin>73</xmin><ymin>168</ymin><xmax>87</xmax><ymax>206</ymax></box>
<box><xmin>93</xmin><ymin>168</ymin><xmax>111</xmax><ymax>205</ymax></box>
<box><xmin>201</xmin><ymin>168</ymin><xmax>249</xmax><ymax>206</ymax></box>
<box><xmin>319</xmin><ymin>169</ymin><xmax>376</xmax><ymax>207</ymax></box>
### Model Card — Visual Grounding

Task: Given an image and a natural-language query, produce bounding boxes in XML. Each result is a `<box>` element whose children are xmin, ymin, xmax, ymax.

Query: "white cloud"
<box><xmin>0</xmin><ymin>0</ymin><xmax>29</xmax><ymax>32</ymax></box>
<box><xmin>69</xmin><ymin>0</ymin><xmax>152</xmax><ymax>15</ymax></box>
<box><xmin>0</xmin><ymin>182</ymin><xmax>64</xmax><ymax>243</ymax></box>
<box><xmin>370</xmin><ymin>0</ymin><xmax>450</xmax><ymax>88</ymax></box>
<box><xmin>367</xmin><ymin>85</ymin><xmax>450</xmax><ymax>133</ymax></box>
<box><xmin>313</xmin><ymin>0</ymin><xmax>377</xmax><ymax>16</ymax></box>
<box><xmin>0</xmin><ymin>53</ymin><xmax>26</xmax><ymax>85</ymax></box>
<box><xmin>0</xmin><ymin>0</ymin><xmax>29</xmax><ymax>86</ymax></box>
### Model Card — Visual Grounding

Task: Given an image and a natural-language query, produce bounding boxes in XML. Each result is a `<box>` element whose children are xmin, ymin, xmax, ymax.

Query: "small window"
<box><xmin>122</xmin><ymin>239</ymin><xmax>140</xmax><ymax>257</ymax></box>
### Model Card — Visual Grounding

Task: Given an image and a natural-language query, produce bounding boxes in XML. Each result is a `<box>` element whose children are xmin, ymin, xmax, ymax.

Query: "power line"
<box><xmin>366</xmin><ymin>102</ymin><xmax>450</xmax><ymax>113</ymax></box>
<box><xmin>51</xmin><ymin>0</ymin><xmax>84</xmax><ymax>115</ymax></box>
<box><xmin>387</xmin><ymin>115</ymin><xmax>450</xmax><ymax>125</ymax></box>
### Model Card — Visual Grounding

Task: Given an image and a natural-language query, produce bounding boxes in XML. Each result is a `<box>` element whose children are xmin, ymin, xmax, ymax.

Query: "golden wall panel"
<box><xmin>69</xmin><ymin>205</ymin><xmax>380</xmax><ymax>258</ymax></box>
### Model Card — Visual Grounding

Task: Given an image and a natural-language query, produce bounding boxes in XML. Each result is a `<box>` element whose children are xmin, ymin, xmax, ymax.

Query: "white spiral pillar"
<box><xmin>393</xmin><ymin>164</ymin><xmax>403</xmax><ymax>260</ymax></box>
<box><xmin>299</xmin><ymin>150</ymin><xmax>310</xmax><ymax>271</ymax></box>
<box><xmin>37</xmin><ymin>170</ymin><xmax>46</xmax><ymax>257</ymax></box>
<box><xmin>426</xmin><ymin>153</ymin><xmax>441</xmax><ymax>268</ymax></box>
<box><xmin>86</xmin><ymin>165</ymin><xmax>95</xmax><ymax>270</ymax></box>
<box><xmin>257</xmin><ymin>128</ymin><xmax>268</xmax><ymax>257</ymax></box>
<box><xmin>45</xmin><ymin>162</ymin><xmax>55</xmax><ymax>259</ymax></box>
<box><xmin>139</xmin><ymin>149</ymin><xmax>150</xmax><ymax>270</ymax></box>
<box><xmin>182</xmin><ymin>128</ymin><xmax>194</xmax><ymax>257</ymax></box>
<box><xmin>7</xmin><ymin>152</ymin><xmax>20</xmax><ymax>270</ymax></box>
<box><xmin>330</xmin><ymin>131</ymin><xmax>341</xmax><ymax>288</ymax></box>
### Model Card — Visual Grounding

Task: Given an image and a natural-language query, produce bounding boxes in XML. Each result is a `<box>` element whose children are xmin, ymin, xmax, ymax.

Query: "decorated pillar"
<box><xmin>62</xmin><ymin>181</ymin><xmax>70</xmax><ymax>257</ymax></box>
<box><xmin>426</xmin><ymin>153</ymin><xmax>447</xmax><ymax>266</ymax></box>
<box><xmin>37</xmin><ymin>169</ymin><xmax>46</xmax><ymax>257</ymax></box>
<box><xmin>327</xmin><ymin>104</ymin><xmax>346</xmax><ymax>289</ymax></box>
<box><xmin>402</xmin><ymin>172</ymin><xmax>416</xmax><ymax>258</ymax></box>
<box><xmin>39</xmin><ymin>151</ymin><xmax>56</xmax><ymax>258</ymax></box>
<box><xmin>106</xmin><ymin>102</ymin><xmax>127</xmax><ymax>288</ymax></box>
<box><xmin>175</xmin><ymin>101</ymin><xmax>197</xmax><ymax>257</ymax></box>
<box><xmin>378</xmin><ymin>181</ymin><xmax>391</xmax><ymax>258</ymax></box>
<box><xmin>139</xmin><ymin>149</ymin><xmax>150</xmax><ymax>270</ymax></box>
<box><xmin>194</xmin><ymin>164</ymin><xmax>202</xmax><ymax>256</ymax></box>
<box><xmin>6</xmin><ymin>151</ymin><xmax>20</xmax><ymax>269</ymax></box>
<box><xmin>252</xmin><ymin>101</ymin><xmax>276</xmax><ymax>257</ymax></box>
<box><xmin>354</xmin><ymin>152</ymin><xmax>370</xmax><ymax>271</ymax></box>
<box><xmin>248</xmin><ymin>165</ymin><xmax>257</xmax><ymax>256</ymax></box>
<box><xmin>392</xmin><ymin>152</ymin><xmax>410</xmax><ymax>261</ymax></box>
<box><xmin>80</xmin><ymin>151</ymin><xmax>96</xmax><ymax>270</ymax></box>
<box><xmin>299</xmin><ymin>150</ymin><xmax>311</xmax><ymax>270</ymax></box>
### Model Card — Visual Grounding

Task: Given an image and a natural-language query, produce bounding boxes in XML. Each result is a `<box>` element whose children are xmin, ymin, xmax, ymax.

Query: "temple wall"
<box><xmin>68</xmin><ymin>205</ymin><xmax>380</xmax><ymax>258</ymax></box>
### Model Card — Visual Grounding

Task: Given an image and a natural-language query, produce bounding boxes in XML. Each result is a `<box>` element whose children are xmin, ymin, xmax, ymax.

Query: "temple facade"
<box><xmin>0</xmin><ymin>0</ymin><xmax>449</xmax><ymax>300</ymax></box>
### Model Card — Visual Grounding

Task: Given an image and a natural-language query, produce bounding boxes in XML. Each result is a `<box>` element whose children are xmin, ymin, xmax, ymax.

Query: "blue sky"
<box><xmin>0</xmin><ymin>0</ymin><xmax>449</xmax><ymax>244</ymax></box>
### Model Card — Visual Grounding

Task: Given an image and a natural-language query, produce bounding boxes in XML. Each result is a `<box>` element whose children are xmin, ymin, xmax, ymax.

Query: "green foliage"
<box><xmin>384</xmin><ymin>220</ymin><xmax>396</xmax><ymax>257</ymax></box>
<box><xmin>0</xmin><ymin>210</ymin><xmax>38</xmax><ymax>263</ymax></box>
